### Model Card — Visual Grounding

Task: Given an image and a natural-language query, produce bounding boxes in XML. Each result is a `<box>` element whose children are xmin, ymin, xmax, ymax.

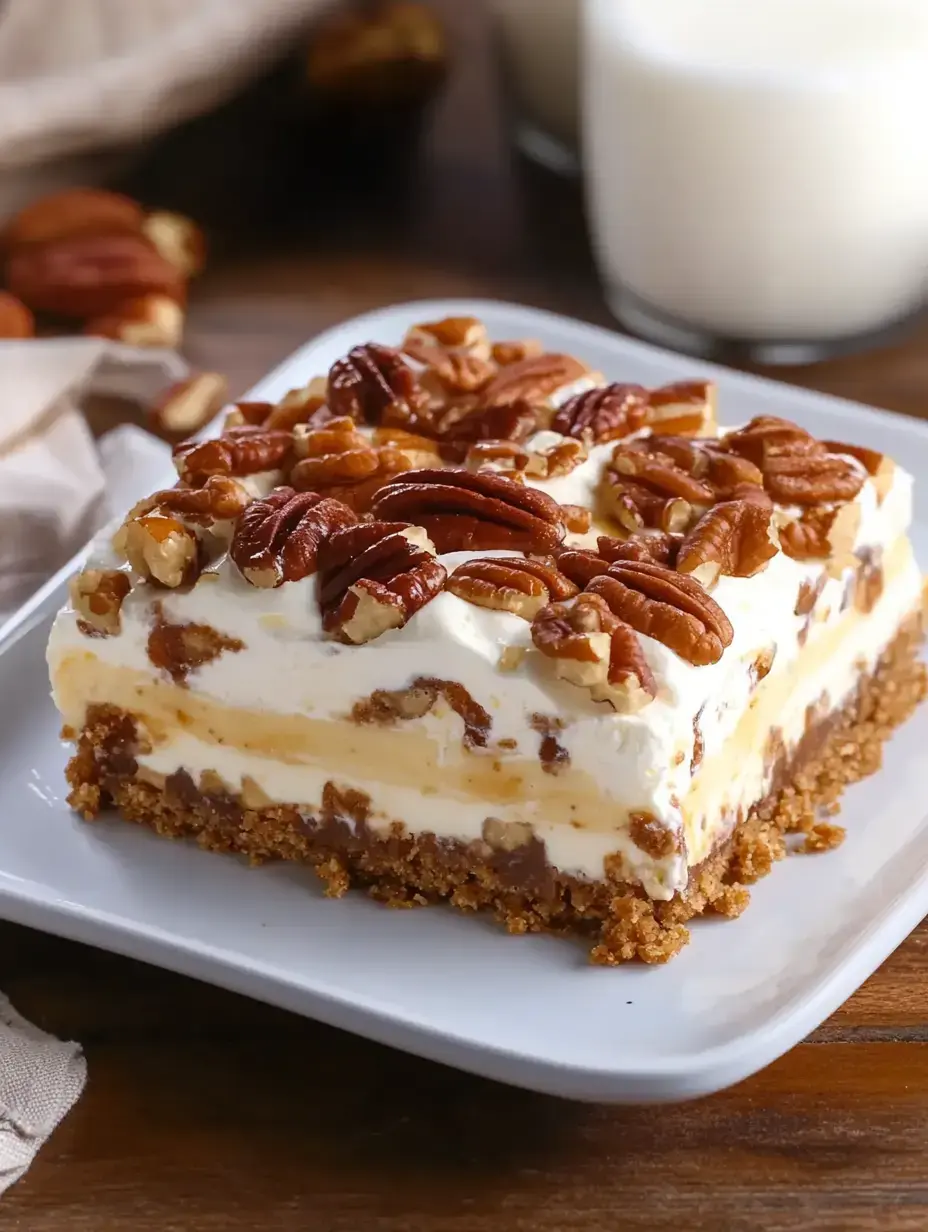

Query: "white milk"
<box><xmin>491</xmin><ymin>0</ymin><xmax>581</xmax><ymax>169</ymax></box>
<box><xmin>584</xmin><ymin>0</ymin><xmax>928</xmax><ymax>347</ymax></box>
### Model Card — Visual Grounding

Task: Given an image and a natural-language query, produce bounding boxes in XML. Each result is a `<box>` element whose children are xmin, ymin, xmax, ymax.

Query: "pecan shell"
<box><xmin>369</xmin><ymin>467</ymin><xmax>566</xmax><ymax>554</ymax></box>
<box><xmin>230</xmin><ymin>487</ymin><xmax>356</xmax><ymax>587</ymax></box>
<box><xmin>551</xmin><ymin>383</ymin><xmax>649</xmax><ymax>445</ymax></box>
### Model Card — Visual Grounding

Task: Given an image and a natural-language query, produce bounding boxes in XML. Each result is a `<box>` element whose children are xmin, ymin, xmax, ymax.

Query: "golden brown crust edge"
<box><xmin>64</xmin><ymin>613</ymin><xmax>926</xmax><ymax>965</ymax></box>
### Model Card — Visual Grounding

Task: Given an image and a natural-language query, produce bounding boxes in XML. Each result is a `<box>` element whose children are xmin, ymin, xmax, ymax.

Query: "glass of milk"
<box><xmin>489</xmin><ymin>0</ymin><xmax>581</xmax><ymax>175</ymax></box>
<box><xmin>583</xmin><ymin>0</ymin><xmax>928</xmax><ymax>361</ymax></box>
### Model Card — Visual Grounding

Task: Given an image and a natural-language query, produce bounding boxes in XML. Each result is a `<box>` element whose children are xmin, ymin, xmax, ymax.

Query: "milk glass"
<box><xmin>583</xmin><ymin>0</ymin><xmax>928</xmax><ymax>361</ymax></box>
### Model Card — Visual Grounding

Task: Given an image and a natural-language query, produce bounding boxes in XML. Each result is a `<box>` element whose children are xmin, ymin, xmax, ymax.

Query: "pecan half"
<box><xmin>117</xmin><ymin>514</ymin><xmax>199</xmax><ymax>588</ymax></box>
<box><xmin>437</xmin><ymin>399</ymin><xmax>541</xmax><ymax>461</ymax></box>
<box><xmin>70</xmin><ymin>569</ymin><xmax>131</xmax><ymax>636</ymax></box>
<box><xmin>676</xmin><ymin>500</ymin><xmax>779</xmax><ymax>588</ymax></box>
<box><xmin>327</xmin><ymin>343</ymin><xmax>423</xmax><ymax>425</ymax></box>
<box><xmin>318</xmin><ymin>521</ymin><xmax>446</xmax><ymax>644</ymax></box>
<box><xmin>372</xmin><ymin>425</ymin><xmax>442</xmax><ymax>467</ymax></box>
<box><xmin>480</xmin><ymin>352</ymin><xmax>595</xmax><ymax>409</ymax></box>
<box><xmin>587</xmin><ymin>561</ymin><xmax>733</xmax><ymax>666</ymax></box>
<box><xmin>600</xmin><ymin>472</ymin><xmax>692</xmax><ymax>534</ymax></box>
<box><xmin>447</xmin><ymin>556</ymin><xmax>578</xmax><ymax>619</ymax></box>
<box><xmin>555</xmin><ymin>549</ymin><xmax>611</xmax><ymax>588</ymax></box>
<box><xmin>647</xmin><ymin>381</ymin><xmax>717</xmax><ymax>435</ymax></box>
<box><xmin>149</xmin><ymin>476</ymin><xmax>252</xmax><ymax>527</ymax></box>
<box><xmin>823</xmin><ymin>440</ymin><xmax>895</xmax><ymax>502</ymax></box>
<box><xmin>779</xmin><ymin>502</ymin><xmax>861</xmax><ymax>568</ymax></box>
<box><xmin>403</xmin><ymin>316</ymin><xmax>490</xmax><ymax>358</ymax></box>
<box><xmin>531</xmin><ymin>594</ymin><xmax>657</xmax><ymax>712</ymax></box>
<box><xmin>230</xmin><ymin>487</ymin><xmax>357</xmax><ymax>587</ymax></box>
<box><xmin>598</xmin><ymin>532</ymin><xmax>682</xmax><ymax>567</ymax></box>
<box><xmin>428</xmin><ymin>351</ymin><xmax>498</xmax><ymax>395</ymax></box>
<box><xmin>610</xmin><ymin>442</ymin><xmax>717</xmax><ymax>505</ymax></box>
<box><xmin>551</xmin><ymin>383</ymin><xmax>649</xmax><ymax>445</ymax></box>
<box><xmin>761</xmin><ymin>452</ymin><xmax>865</xmax><ymax>505</ymax></box>
<box><xmin>723</xmin><ymin>416</ymin><xmax>819</xmax><ymax>465</ymax></box>
<box><xmin>290</xmin><ymin>416</ymin><xmax>412</xmax><ymax>510</ymax></box>
<box><xmin>370</xmin><ymin>468</ymin><xmax>566</xmax><ymax>554</ymax></box>
<box><xmin>174</xmin><ymin>426</ymin><xmax>293</xmax><ymax>485</ymax></box>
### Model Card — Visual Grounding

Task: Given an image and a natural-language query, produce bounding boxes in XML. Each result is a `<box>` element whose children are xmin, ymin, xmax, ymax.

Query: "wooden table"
<box><xmin>5</xmin><ymin>5</ymin><xmax>928</xmax><ymax>1228</ymax></box>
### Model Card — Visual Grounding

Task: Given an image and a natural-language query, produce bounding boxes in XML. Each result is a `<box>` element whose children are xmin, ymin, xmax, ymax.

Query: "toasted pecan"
<box><xmin>551</xmin><ymin>383</ymin><xmax>649</xmax><ymax>445</ymax></box>
<box><xmin>327</xmin><ymin>342</ymin><xmax>423</xmax><ymax>425</ymax></box>
<box><xmin>447</xmin><ymin>556</ymin><xmax>578</xmax><ymax>619</ymax></box>
<box><xmin>676</xmin><ymin>499</ymin><xmax>778</xmax><ymax>588</ymax></box>
<box><xmin>230</xmin><ymin>487</ymin><xmax>356</xmax><ymax>587</ymax></box>
<box><xmin>173</xmin><ymin>426</ymin><xmax>293</xmax><ymax>485</ymax></box>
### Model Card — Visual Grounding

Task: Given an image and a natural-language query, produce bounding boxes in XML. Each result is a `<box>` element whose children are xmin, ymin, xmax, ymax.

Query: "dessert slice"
<box><xmin>48</xmin><ymin>316</ymin><xmax>926</xmax><ymax>963</ymax></box>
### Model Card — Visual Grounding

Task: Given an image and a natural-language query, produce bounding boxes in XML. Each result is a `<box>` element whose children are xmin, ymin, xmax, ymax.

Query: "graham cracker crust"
<box><xmin>64</xmin><ymin>612</ymin><xmax>926</xmax><ymax>965</ymax></box>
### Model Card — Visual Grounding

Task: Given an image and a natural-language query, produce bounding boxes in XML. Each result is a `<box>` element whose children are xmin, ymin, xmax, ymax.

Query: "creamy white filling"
<box><xmin>47</xmin><ymin>442</ymin><xmax>919</xmax><ymax>898</ymax></box>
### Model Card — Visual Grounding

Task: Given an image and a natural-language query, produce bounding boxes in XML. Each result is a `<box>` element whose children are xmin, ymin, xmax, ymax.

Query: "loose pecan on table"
<box><xmin>317</xmin><ymin>521</ymin><xmax>446</xmax><ymax>644</ymax></box>
<box><xmin>173</xmin><ymin>426</ymin><xmax>294</xmax><ymax>485</ymax></box>
<box><xmin>230</xmin><ymin>487</ymin><xmax>357</xmax><ymax>587</ymax></box>
<box><xmin>586</xmin><ymin>560</ymin><xmax>733</xmax><ymax>666</ymax></box>
<box><xmin>70</xmin><ymin>569</ymin><xmax>131</xmax><ymax>637</ymax></box>
<box><xmin>327</xmin><ymin>342</ymin><xmax>425</xmax><ymax>425</ymax></box>
<box><xmin>531</xmin><ymin>593</ymin><xmax>657</xmax><ymax>712</ymax></box>
<box><xmin>446</xmin><ymin>556</ymin><xmax>578</xmax><ymax>619</ymax></box>
<box><xmin>369</xmin><ymin>468</ymin><xmax>567</xmax><ymax>554</ymax></box>
<box><xmin>675</xmin><ymin>498</ymin><xmax>778</xmax><ymax>588</ymax></box>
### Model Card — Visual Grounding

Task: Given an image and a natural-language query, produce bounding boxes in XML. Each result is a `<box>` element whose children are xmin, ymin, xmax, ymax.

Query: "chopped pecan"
<box><xmin>147</xmin><ymin>602</ymin><xmax>244</xmax><ymax>685</ymax></box>
<box><xmin>853</xmin><ymin>546</ymin><xmax>884</xmax><ymax>614</ymax></box>
<box><xmin>327</xmin><ymin>343</ymin><xmax>423</xmax><ymax>425</ymax></box>
<box><xmin>531</xmin><ymin>594</ymin><xmax>657</xmax><ymax>712</ymax></box>
<box><xmin>372</xmin><ymin>425</ymin><xmax>442</xmax><ymax>467</ymax></box>
<box><xmin>230</xmin><ymin>487</ymin><xmax>356</xmax><ymax>587</ymax></box>
<box><xmin>264</xmin><ymin>377</ymin><xmax>329</xmax><ymax>430</ymax></box>
<box><xmin>551</xmin><ymin>384</ymin><xmax>649</xmax><ymax>445</ymax></box>
<box><xmin>600</xmin><ymin>472</ymin><xmax>692</xmax><ymax>534</ymax></box>
<box><xmin>174</xmin><ymin>427</ymin><xmax>293</xmax><ymax>485</ymax></box>
<box><xmin>823</xmin><ymin>440</ymin><xmax>894</xmax><ymax>501</ymax></box>
<box><xmin>117</xmin><ymin>513</ymin><xmax>199</xmax><ymax>588</ymax></box>
<box><xmin>480</xmin><ymin>352</ymin><xmax>595</xmax><ymax>409</ymax></box>
<box><xmin>464</xmin><ymin>440</ymin><xmax>530</xmax><ymax>475</ymax></box>
<box><xmin>70</xmin><ymin>569</ymin><xmax>131</xmax><ymax>636</ymax></box>
<box><xmin>352</xmin><ymin>676</ymin><xmax>491</xmax><ymax>749</ymax></box>
<box><xmin>528</xmin><ymin>713</ymin><xmax>570</xmax><ymax>775</ymax></box>
<box><xmin>491</xmin><ymin>339</ymin><xmax>543</xmax><ymax>365</ymax></box>
<box><xmin>403</xmin><ymin>316</ymin><xmax>490</xmax><ymax>359</ymax></box>
<box><xmin>223</xmin><ymin>401</ymin><xmax>275</xmax><ymax>429</ymax></box>
<box><xmin>779</xmin><ymin>502</ymin><xmax>861</xmax><ymax>566</ymax></box>
<box><xmin>523</xmin><ymin>436</ymin><xmax>587</xmax><ymax>480</ymax></box>
<box><xmin>647</xmin><ymin>381</ymin><xmax>717</xmax><ymax>435</ymax></box>
<box><xmin>560</xmin><ymin>503</ymin><xmax>592</xmax><ymax>534</ymax></box>
<box><xmin>795</xmin><ymin>574</ymin><xmax>827</xmax><ymax>618</ymax></box>
<box><xmin>598</xmin><ymin>532</ymin><xmax>682</xmax><ymax>567</ymax></box>
<box><xmin>437</xmin><ymin>399</ymin><xmax>541</xmax><ymax>461</ymax></box>
<box><xmin>587</xmin><ymin>561</ymin><xmax>733</xmax><ymax>666</ymax></box>
<box><xmin>428</xmin><ymin>351</ymin><xmax>498</xmax><ymax>394</ymax></box>
<box><xmin>676</xmin><ymin>500</ymin><xmax>778</xmax><ymax>588</ymax></box>
<box><xmin>318</xmin><ymin>521</ymin><xmax>446</xmax><ymax>644</ymax></box>
<box><xmin>370</xmin><ymin>467</ymin><xmax>566</xmax><ymax>554</ymax></box>
<box><xmin>150</xmin><ymin>373</ymin><xmax>228</xmax><ymax>438</ymax></box>
<box><xmin>447</xmin><ymin>556</ymin><xmax>578</xmax><ymax>619</ymax></box>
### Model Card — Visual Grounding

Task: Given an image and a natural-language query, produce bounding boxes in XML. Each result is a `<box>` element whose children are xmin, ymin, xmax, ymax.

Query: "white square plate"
<box><xmin>3</xmin><ymin>300</ymin><xmax>927</xmax><ymax>1104</ymax></box>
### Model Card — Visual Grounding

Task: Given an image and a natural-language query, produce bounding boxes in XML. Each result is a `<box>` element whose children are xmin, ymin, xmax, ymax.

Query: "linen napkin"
<box><xmin>0</xmin><ymin>995</ymin><xmax>87</xmax><ymax>1194</ymax></box>
<box><xmin>0</xmin><ymin>337</ymin><xmax>187</xmax><ymax>1190</ymax></box>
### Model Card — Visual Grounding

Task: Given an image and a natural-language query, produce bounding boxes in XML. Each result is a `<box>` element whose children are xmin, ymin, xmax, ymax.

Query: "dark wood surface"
<box><xmin>5</xmin><ymin>4</ymin><xmax>928</xmax><ymax>1228</ymax></box>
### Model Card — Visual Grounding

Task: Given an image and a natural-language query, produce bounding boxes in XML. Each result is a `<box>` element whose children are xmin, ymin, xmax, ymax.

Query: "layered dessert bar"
<box><xmin>49</xmin><ymin>316</ymin><xmax>926</xmax><ymax>963</ymax></box>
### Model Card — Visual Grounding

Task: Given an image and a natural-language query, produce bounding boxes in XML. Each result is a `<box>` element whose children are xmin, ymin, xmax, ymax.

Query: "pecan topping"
<box><xmin>317</xmin><ymin>521</ymin><xmax>446</xmax><ymax>644</ymax></box>
<box><xmin>597</xmin><ymin>532</ymin><xmax>682</xmax><ymax>567</ymax></box>
<box><xmin>676</xmin><ymin>500</ymin><xmax>778</xmax><ymax>588</ymax></box>
<box><xmin>446</xmin><ymin>556</ymin><xmax>578</xmax><ymax>619</ymax></box>
<box><xmin>147</xmin><ymin>602</ymin><xmax>244</xmax><ymax>685</ymax></box>
<box><xmin>148</xmin><ymin>475</ymin><xmax>252</xmax><ymax>526</ymax></box>
<box><xmin>761</xmin><ymin>452</ymin><xmax>865</xmax><ymax>505</ymax></box>
<box><xmin>290</xmin><ymin>417</ymin><xmax>412</xmax><ymax>511</ymax></box>
<box><xmin>222</xmin><ymin>401</ymin><xmax>275</xmax><ymax>429</ymax></box>
<box><xmin>610</xmin><ymin>442</ymin><xmax>717</xmax><ymax>505</ymax></box>
<box><xmin>551</xmin><ymin>384</ymin><xmax>649</xmax><ymax>445</ymax></box>
<box><xmin>600</xmin><ymin>472</ymin><xmax>693</xmax><ymax>535</ymax></box>
<box><xmin>70</xmin><ymin>569</ymin><xmax>131</xmax><ymax>637</ymax></box>
<box><xmin>173</xmin><ymin>426</ymin><xmax>293</xmax><ymax>485</ymax></box>
<box><xmin>351</xmin><ymin>676</ymin><xmax>491</xmax><ymax>749</ymax></box>
<box><xmin>491</xmin><ymin>339</ymin><xmax>543</xmax><ymax>365</ymax></box>
<box><xmin>230</xmin><ymin>487</ymin><xmax>356</xmax><ymax>587</ymax></box>
<box><xmin>523</xmin><ymin>436</ymin><xmax>587</xmax><ymax>480</ymax></box>
<box><xmin>403</xmin><ymin>316</ymin><xmax>490</xmax><ymax>359</ymax></box>
<box><xmin>823</xmin><ymin>440</ymin><xmax>895</xmax><ymax>502</ymax></box>
<box><xmin>117</xmin><ymin>513</ymin><xmax>199</xmax><ymax>588</ymax></box>
<box><xmin>438</xmin><ymin>399</ymin><xmax>541</xmax><ymax>461</ymax></box>
<box><xmin>372</xmin><ymin>425</ymin><xmax>442</xmax><ymax>467</ymax></box>
<box><xmin>480</xmin><ymin>352</ymin><xmax>594</xmax><ymax>408</ymax></box>
<box><xmin>264</xmin><ymin>376</ymin><xmax>329</xmax><ymax>430</ymax></box>
<box><xmin>724</xmin><ymin>416</ymin><xmax>819</xmax><ymax>465</ymax></box>
<box><xmin>528</xmin><ymin>713</ymin><xmax>570</xmax><ymax>775</ymax></box>
<box><xmin>428</xmin><ymin>350</ymin><xmax>498</xmax><ymax>395</ymax></box>
<box><xmin>370</xmin><ymin>468</ymin><xmax>566</xmax><ymax>554</ymax></box>
<box><xmin>531</xmin><ymin>594</ymin><xmax>657</xmax><ymax>712</ymax></box>
<box><xmin>587</xmin><ymin>561</ymin><xmax>733</xmax><ymax>666</ymax></box>
<box><xmin>464</xmin><ymin>440</ymin><xmax>530</xmax><ymax>476</ymax></box>
<box><xmin>647</xmin><ymin>381</ymin><xmax>717</xmax><ymax>436</ymax></box>
<box><xmin>779</xmin><ymin>502</ymin><xmax>861</xmax><ymax>566</ymax></box>
<box><xmin>560</xmin><ymin>503</ymin><xmax>592</xmax><ymax>534</ymax></box>
<box><xmin>150</xmin><ymin>373</ymin><xmax>228</xmax><ymax>438</ymax></box>
<box><xmin>327</xmin><ymin>342</ymin><xmax>423</xmax><ymax>425</ymax></box>
<box><xmin>555</xmin><ymin>549</ymin><xmax>611</xmax><ymax>589</ymax></box>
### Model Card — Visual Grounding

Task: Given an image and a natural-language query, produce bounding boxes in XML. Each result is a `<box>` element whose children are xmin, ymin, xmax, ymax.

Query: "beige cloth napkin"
<box><xmin>0</xmin><ymin>995</ymin><xmax>86</xmax><ymax>1195</ymax></box>
<box><xmin>0</xmin><ymin>339</ymin><xmax>189</xmax><ymax>1189</ymax></box>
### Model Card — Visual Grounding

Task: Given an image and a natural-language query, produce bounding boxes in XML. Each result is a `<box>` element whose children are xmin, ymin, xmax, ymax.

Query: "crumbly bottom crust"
<box><xmin>64</xmin><ymin>613</ymin><xmax>926</xmax><ymax>965</ymax></box>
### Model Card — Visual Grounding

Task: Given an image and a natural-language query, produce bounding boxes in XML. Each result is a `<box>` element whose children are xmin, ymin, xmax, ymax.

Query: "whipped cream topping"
<box><xmin>48</xmin><ymin>435</ymin><xmax>919</xmax><ymax>899</ymax></box>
